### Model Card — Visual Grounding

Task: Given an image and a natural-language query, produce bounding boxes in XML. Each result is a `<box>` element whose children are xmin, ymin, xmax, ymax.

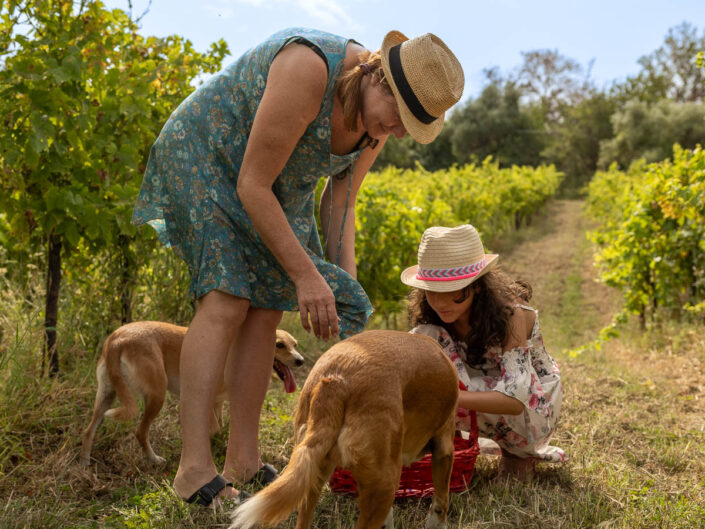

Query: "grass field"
<box><xmin>1</xmin><ymin>200</ymin><xmax>703</xmax><ymax>528</ymax></box>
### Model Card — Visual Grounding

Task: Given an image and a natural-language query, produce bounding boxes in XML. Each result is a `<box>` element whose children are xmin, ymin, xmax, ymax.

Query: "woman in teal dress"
<box><xmin>132</xmin><ymin>27</ymin><xmax>464</xmax><ymax>505</ymax></box>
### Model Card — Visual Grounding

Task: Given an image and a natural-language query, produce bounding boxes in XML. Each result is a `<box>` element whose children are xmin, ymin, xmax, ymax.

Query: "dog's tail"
<box><xmin>102</xmin><ymin>333</ymin><xmax>139</xmax><ymax>421</ymax></box>
<box><xmin>230</xmin><ymin>376</ymin><xmax>346</xmax><ymax>529</ymax></box>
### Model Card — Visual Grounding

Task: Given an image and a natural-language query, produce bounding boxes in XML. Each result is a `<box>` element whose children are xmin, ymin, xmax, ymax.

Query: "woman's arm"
<box><xmin>319</xmin><ymin>137</ymin><xmax>388</xmax><ymax>278</ymax></box>
<box><xmin>458</xmin><ymin>389</ymin><xmax>524</xmax><ymax>415</ymax></box>
<box><xmin>237</xmin><ymin>43</ymin><xmax>337</xmax><ymax>340</ymax></box>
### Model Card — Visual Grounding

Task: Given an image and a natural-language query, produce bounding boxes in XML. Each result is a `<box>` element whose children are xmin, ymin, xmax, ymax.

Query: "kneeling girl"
<box><xmin>401</xmin><ymin>225</ymin><xmax>565</xmax><ymax>478</ymax></box>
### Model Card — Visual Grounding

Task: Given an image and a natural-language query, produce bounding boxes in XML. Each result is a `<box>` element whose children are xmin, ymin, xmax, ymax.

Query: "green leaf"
<box><xmin>63</xmin><ymin>220</ymin><xmax>82</xmax><ymax>248</ymax></box>
<box><xmin>85</xmin><ymin>215</ymin><xmax>100</xmax><ymax>240</ymax></box>
<box><xmin>61</xmin><ymin>52</ymin><xmax>82</xmax><ymax>81</ymax></box>
<box><xmin>48</xmin><ymin>65</ymin><xmax>71</xmax><ymax>84</ymax></box>
<box><xmin>29</xmin><ymin>111</ymin><xmax>55</xmax><ymax>153</ymax></box>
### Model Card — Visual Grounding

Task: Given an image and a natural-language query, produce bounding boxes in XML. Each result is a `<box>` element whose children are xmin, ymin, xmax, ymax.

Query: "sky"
<box><xmin>104</xmin><ymin>0</ymin><xmax>705</xmax><ymax>101</ymax></box>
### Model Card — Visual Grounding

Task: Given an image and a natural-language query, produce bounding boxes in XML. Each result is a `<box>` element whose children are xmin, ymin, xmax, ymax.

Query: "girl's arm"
<box><xmin>503</xmin><ymin>303</ymin><xmax>535</xmax><ymax>349</ymax></box>
<box><xmin>457</xmin><ymin>307</ymin><xmax>535</xmax><ymax>416</ymax></box>
<box><xmin>237</xmin><ymin>43</ymin><xmax>337</xmax><ymax>340</ymax></box>
<box><xmin>319</xmin><ymin>137</ymin><xmax>388</xmax><ymax>278</ymax></box>
<box><xmin>458</xmin><ymin>389</ymin><xmax>524</xmax><ymax>415</ymax></box>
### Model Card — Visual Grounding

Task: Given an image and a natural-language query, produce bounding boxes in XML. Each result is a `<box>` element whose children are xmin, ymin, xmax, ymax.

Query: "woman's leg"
<box><xmin>173</xmin><ymin>290</ymin><xmax>250</xmax><ymax>500</ymax></box>
<box><xmin>222</xmin><ymin>306</ymin><xmax>283</xmax><ymax>483</ymax></box>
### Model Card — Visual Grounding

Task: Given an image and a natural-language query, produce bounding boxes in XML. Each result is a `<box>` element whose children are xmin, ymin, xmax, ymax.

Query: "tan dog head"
<box><xmin>273</xmin><ymin>330</ymin><xmax>304</xmax><ymax>393</ymax></box>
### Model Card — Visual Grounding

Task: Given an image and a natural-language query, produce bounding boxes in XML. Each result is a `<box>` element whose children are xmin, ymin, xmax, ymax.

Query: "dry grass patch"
<box><xmin>557</xmin><ymin>326</ymin><xmax>705</xmax><ymax>528</ymax></box>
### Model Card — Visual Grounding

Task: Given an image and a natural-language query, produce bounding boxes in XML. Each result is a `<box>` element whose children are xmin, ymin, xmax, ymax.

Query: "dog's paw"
<box><xmin>425</xmin><ymin>511</ymin><xmax>447</xmax><ymax>529</ymax></box>
<box><xmin>381</xmin><ymin>507</ymin><xmax>393</xmax><ymax>529</ymax></box>
<box><xmin>104</xmin><ymin>406</ymin><xmax>137</xmax><ymax>421</ymax></box>
<box><xmin>148</xmin><ymin>454</ymin><xmax>167</xmax><ymax>465</ymax></box>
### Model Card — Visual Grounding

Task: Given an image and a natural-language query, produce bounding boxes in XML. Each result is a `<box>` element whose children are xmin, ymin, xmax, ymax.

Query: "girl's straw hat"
<box><xmin>380</xmin><ymin>30</ymin><xmax>464</xmax><ymax>144</ymax></box>
<box><xmin>401</xmin><ymin>225</ymin><xmax>498</xmax><ymax>292</ymax></box>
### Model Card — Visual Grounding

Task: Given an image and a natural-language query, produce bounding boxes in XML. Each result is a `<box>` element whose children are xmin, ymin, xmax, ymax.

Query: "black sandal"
<box><xmin>245</xmin><ymin>463</ymin><xmax>279</xmax><ymax>488</ymax></box>
<box><xmin>185</xmin><ymin>474</ymin><xmax>249</xmax><ymax>507</ymax></box>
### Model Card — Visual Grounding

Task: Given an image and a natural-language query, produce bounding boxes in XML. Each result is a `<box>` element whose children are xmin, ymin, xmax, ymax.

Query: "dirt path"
<box><xmin>483</xmin><ymin>199</ymin><xmax>705</xmax><ymax>528</ymax></box>
<box><xmin>497</xmin><ymin>199</ymin><xmax>704</xmax><ymax>432</ymax></box>
<box><xmin>495</xmin><ymin>199</ymin><xmax>620</xmax><ymax>352</ymax></box>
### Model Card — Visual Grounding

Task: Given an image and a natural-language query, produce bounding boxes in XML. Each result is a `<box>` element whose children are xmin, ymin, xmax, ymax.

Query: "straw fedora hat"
<box><xmin>380</xmin><ymin>30</ymin><xmax>465</xmax><ymax>144</ymax></box>
<box><xmin>401</xmin><ymin>225</ymin><xmax>498</xmax><ymax>292</ymax></box>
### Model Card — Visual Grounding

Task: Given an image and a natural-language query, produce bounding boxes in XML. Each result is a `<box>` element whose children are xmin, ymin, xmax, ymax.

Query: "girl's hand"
<box><xmin>295</xmin><ymin>271</ymin><xmax>340</xmax><ymax>341</ymax></box>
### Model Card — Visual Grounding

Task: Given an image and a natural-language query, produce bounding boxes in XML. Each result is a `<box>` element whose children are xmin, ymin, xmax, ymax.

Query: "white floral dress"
<box><xmin>411</xmin><ymin>305</ymin><xmax>566</xmax><ymax>462</ymax></box>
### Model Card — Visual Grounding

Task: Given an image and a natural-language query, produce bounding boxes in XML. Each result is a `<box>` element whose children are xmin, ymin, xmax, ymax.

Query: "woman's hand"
<box><xmin>294</xmin><ymin>270</ymin><xmax>340</xmax><ymax>340</ymax></box>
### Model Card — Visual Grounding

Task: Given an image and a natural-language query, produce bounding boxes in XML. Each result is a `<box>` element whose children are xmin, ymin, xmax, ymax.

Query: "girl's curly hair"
<box><xmin>408</xmin><ymin>267</ymin><xmax>532</xmax><ymax>365</ymax></box>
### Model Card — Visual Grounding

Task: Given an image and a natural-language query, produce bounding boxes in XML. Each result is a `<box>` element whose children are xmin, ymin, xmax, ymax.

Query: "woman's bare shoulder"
<box><xmin>265</xmin><ymin>43</ymin><xmax>329</xmax><ymax>121</ymax></box>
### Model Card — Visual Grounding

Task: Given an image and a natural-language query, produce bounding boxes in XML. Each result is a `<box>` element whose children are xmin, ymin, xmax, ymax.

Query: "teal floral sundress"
<box><xmin>132</xmin><ymin>28</ymin><xmax>374</xmax><ymax>338</ymax></box>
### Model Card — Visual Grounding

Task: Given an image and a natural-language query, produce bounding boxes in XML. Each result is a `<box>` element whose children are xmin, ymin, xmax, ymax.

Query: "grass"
<box><xmin>1</xmin><ymin>200</ymin><xmax>704</xmax><ymax>528</ymax></box>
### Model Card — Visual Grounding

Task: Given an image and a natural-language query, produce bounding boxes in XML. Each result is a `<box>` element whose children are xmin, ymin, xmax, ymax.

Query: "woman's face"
<box><xmin>425</xmin><ymin>287</ymin><xmax>475</xmax><ymax>333</ymax></box>
<box><xmin>360</xmin><ymin>77</ymin><xmax>406</xmax><ymax>140</ymax></box>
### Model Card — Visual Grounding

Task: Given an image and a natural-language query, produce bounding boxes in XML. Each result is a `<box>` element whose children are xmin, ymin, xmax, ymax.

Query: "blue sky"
<box><xmin>105</xmin><ymin>0</ymin><xmax>705</xmax><ymax>101</ymax></box>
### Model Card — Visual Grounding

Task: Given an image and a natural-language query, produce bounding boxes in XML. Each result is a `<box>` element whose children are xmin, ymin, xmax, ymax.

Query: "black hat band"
<box><xmin>388</xmin><ymin>43</ymin><xmax>438</xmax><ymax>125</ymax></box>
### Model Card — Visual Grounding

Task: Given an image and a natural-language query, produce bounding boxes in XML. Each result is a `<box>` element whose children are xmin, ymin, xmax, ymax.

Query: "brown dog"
<box><xmin>230</xmin><ymin>330</ymin><xmax>459</xmax><ymax>529</ymax></box>
<box><xmin>79</xmin><ymin>321</ymin><xmax>303</xmax><ymax>466</ymax></box>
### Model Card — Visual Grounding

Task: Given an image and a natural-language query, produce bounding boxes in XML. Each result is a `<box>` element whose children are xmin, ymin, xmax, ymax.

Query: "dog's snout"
<box><xmin>295</xmin><ymin>357</ymin><xmax>304</xmax><ymax>367</ymax></box>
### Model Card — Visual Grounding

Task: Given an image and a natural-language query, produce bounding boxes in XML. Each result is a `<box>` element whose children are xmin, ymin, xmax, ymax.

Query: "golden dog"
<box><xmin>80</xmin><ymin>321</ymin><xmax>303</xmax><ymax>466</ymax></box>
<box><xmin>231</xmin><ymin>330</ymin><xmax>458</xmax><ymax>529</ymax></box>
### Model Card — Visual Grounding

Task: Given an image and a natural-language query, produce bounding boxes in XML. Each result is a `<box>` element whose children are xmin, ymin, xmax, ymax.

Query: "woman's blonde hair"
<box><xmin>335</xmin><ymin>49</ymin><xmax>392</xmax><ymax>131</ymax></box>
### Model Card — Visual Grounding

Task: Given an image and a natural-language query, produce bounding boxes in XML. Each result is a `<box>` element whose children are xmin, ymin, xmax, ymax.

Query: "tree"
<box><xmin>449</xmin><ymin>81</ymin><xmax>545</xmax><ymax>168</ymax></box>
<box><xmin>0</xmin><ymin>0</ymin><xmax>228</xmax><ymax>375</ymax></box>
<box><xmin>638</xmin><ymin>22</ymin><xmax>705</xmax><ymax>103</ymax></box>
<box><xmin>516</xmin><ymin>49</ymin><xmax>590</xmax><ymax>122</ymax></box>
<box><xmin>614</xmin><ymin>22</ymin><xmax>705</xmax><ymax>103</ymax></box>
<box><xmin>542</xmin><ymin>92</ymin><xmax>617</xmax><ymax>195</ymax></box>
<box><xmin>598</xmin><ymin>99</ymin><xmax>705</xmax><ymax>169</ymax></box>
<box><xmin>371</xmin><ymin>134</ymin><xmax>418</xmax><ymax>170</ymax></box>
<box><xmin>371</xmin><ymin>112</ymin><xmax>460</xmax><ymax>172</ymax></box>
<box><xmin>414</xmin><ymin>125</ymin><xmax>457</xmax><ymax>171</ymax></box>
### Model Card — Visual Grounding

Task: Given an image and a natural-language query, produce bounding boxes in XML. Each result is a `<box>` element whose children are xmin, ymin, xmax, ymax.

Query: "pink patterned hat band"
<box><xmin>415</xmin><ymin>258</ymin><xmax>487</xmax><ymax>282</ymax></box>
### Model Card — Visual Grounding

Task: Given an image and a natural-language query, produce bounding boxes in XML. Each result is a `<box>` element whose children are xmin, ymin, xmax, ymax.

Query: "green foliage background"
<box><xmin>355</xmin><ymin>161</ymin><xmax>562</xmax><ymax>314</ymax></box>
<box><xmin>0</xmin><ymin>0</ymin><xmax>228</xmax><ymax>258</ymax></box>
<box><xmin>586</xmin><ymin>146</ymin><xmax>705</xmax><ymax>323</ymax></box>
<box><xmin>375</xmin><ymin>22</ymin><xmax>705</xmax><ymax>197</ymax></box>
